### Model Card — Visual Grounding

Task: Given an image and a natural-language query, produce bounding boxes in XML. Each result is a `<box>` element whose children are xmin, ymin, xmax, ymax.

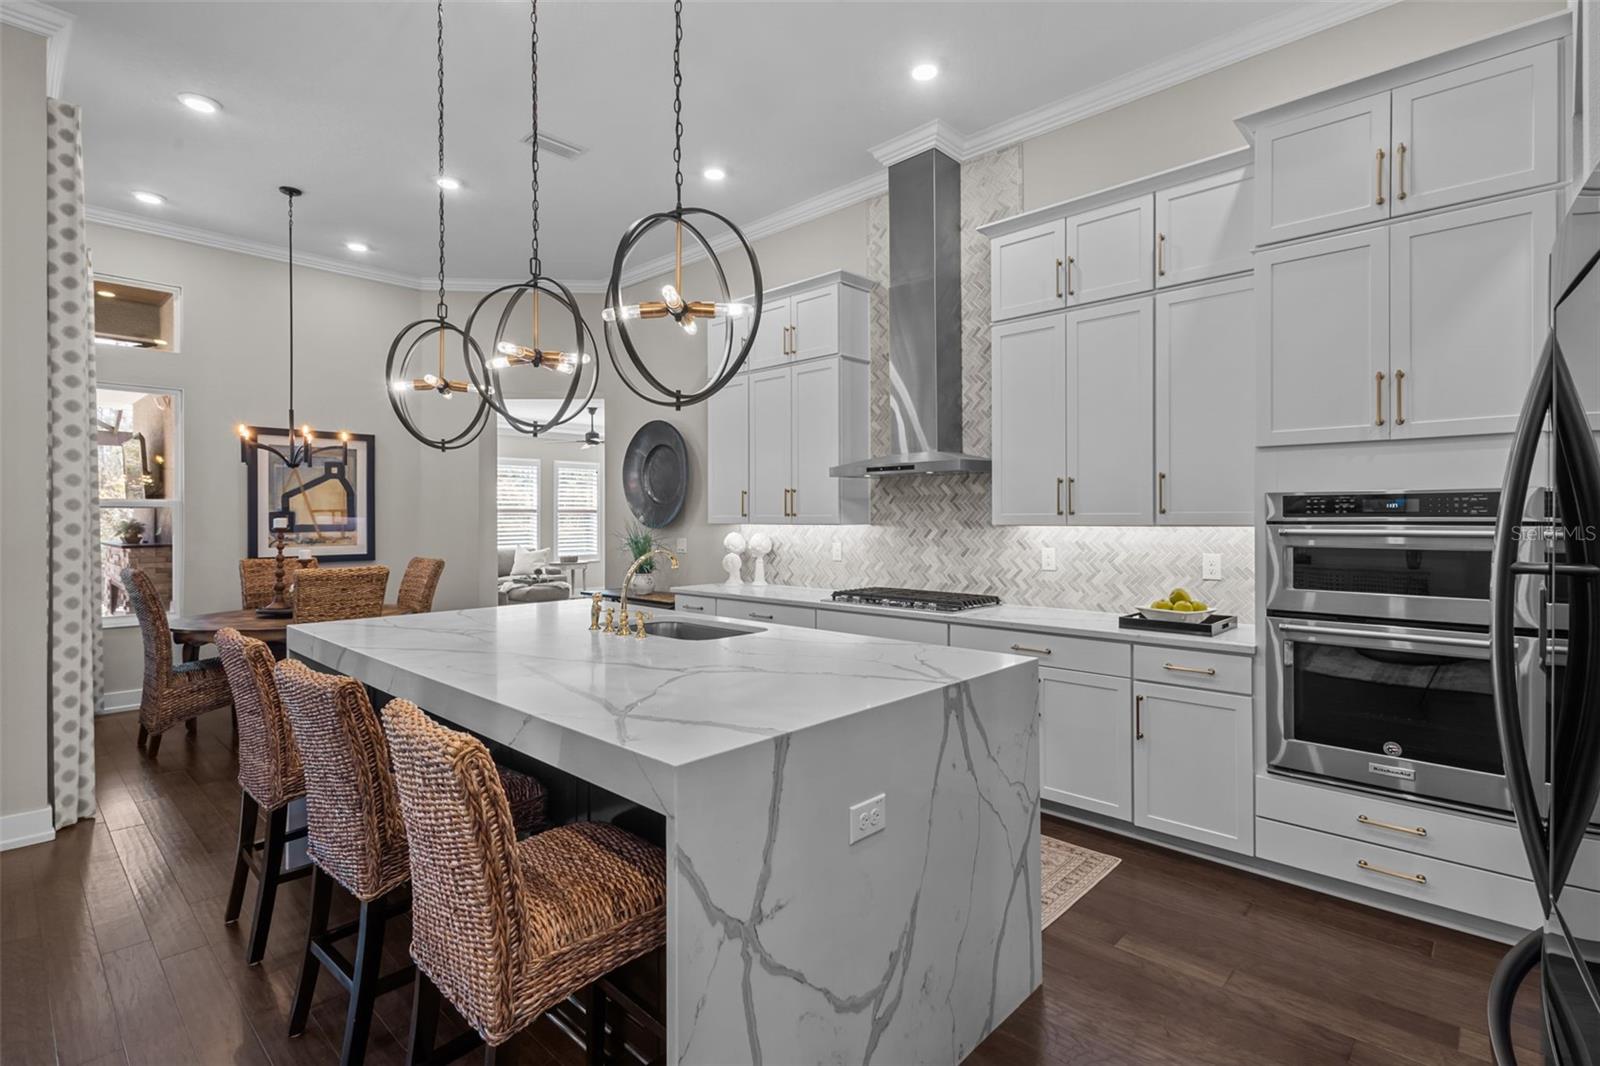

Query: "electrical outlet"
<box><xmin>675</xmin><ymin>537</ymin><xmax>688</xmax><ymax>552</ymax></box>
<box><xmin>849</xmin><ymin>793</ymin><xmax>886</xmax><ymax>845</ymax></box>
<box><xmin>1202</xmin><ymin>553</ymin><xmax>1223</xmax><ymax>581</ymax></box>
<box><xmin>831</xmin><ymin>540</ymin><xmax>843</xmax><ymax>562</ymax></box>
<box><xmin>1040</xmin><ymin>546</ymin><xmax>1058</xmax><ymax>572</ymax></box>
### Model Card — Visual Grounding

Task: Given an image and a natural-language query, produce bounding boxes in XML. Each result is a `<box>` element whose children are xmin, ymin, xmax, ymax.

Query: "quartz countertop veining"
<box><xmin>671</xmin><ymin>582</ymin><xmax>1259</xmax><ymax>655</ymax></box>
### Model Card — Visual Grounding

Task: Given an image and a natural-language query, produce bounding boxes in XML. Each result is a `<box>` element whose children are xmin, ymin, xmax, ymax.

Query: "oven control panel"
<box><xmin>1277</xmin><ymin>490</ymin><xmax>1499</xmax><ymax>519</ymax></box>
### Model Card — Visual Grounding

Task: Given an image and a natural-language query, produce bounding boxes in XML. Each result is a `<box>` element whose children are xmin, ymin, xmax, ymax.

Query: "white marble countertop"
<box><xmin>286</xmin><ymin>599</ymin><xmax>1034</xmax><ymax>775</ymax></box>
<box><xmin>671</xmin><ymin>583</ymin><xmax>1259</xmax><ymax>655</ymax></box>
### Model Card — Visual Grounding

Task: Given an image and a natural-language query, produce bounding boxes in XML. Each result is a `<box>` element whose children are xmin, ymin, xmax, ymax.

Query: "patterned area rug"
<box><xmin>1041</xmin><ymin>836</ymin><xmax>1121</xmax><ymax>929</ymax></box>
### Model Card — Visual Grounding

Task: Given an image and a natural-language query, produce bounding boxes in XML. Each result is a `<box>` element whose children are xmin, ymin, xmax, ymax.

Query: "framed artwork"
<box><xmin>244</xmin><ymin>427</ymin><xmax>376</xmax><ymax>561</ymax></box>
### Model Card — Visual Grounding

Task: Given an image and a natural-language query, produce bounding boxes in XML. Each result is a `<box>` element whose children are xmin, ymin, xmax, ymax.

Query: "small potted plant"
<box><xmin>618</xmin><ymin>521</ymin><xmax>661</xmax><ymax>595</ymax></box>
<box><xmin>113</xmin><ymin>517</ymin><xmax>146</xmax><ymax>545</ymax></box>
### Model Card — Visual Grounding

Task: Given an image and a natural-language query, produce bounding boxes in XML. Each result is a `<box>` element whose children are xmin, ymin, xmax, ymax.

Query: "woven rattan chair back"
<box><xmin>381</xmin><ymin>699</ymin><xmax>532</xmax><ymax>1036</ymax></box>
<box><xmin>216</xmin><ymin>627</ymin><xmax>304</xmax><ymax>811</ymax></box>
<box><xmin>293</xmin><ymin>564</ymin><xmax>389</xmax><ymax>623</ymax></box>
<box><xmin>396</xmin><ymin>557</ymin><xmax>445</xmax><ymax>614</ymax></box>
<box><xmin>123</xmin><ymin>567</ymin><xmax>174</xmax><ymax>694</ymax></box>
<box><xmin>274</xmin><ymin>659</ymin><xmax>408</xmax><ymax>900</ymax></box>
<box><xmin>239</xmin><ymin>556</ymin><xmax>318</xmax><ymax>610</ymax></box>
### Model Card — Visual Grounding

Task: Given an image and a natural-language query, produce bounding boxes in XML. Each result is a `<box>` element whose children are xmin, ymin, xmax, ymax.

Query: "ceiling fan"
<box><xmin>579</xmin><ymin>406</ymin><xmax>601</xmax><ymax>449</ymax></box>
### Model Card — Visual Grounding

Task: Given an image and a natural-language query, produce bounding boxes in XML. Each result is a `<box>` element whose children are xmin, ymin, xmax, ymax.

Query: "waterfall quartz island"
<box><xmin>287</xmin><ymin>598</ymin><xmax>1041</xmax><ymax>1065</ymax></box>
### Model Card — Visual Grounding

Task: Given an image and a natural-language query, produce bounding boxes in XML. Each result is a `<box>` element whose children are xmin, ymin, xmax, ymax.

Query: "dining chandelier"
<box><xmin>463</xmin><ymin>0</ymin><xmax>598</xmax><ymax>437</ymax></box>
<box><xmin>384</xmin><ymin>0</ymin><xmax>491</xmax><ymax>452</ymax></box>
<box><xmin>601</xmin><ymin>0</ymin><xmax>762</xmax><ymax>409</ymax></box>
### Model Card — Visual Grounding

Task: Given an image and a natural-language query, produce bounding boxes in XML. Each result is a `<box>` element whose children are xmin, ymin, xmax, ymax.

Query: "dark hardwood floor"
<box><xmin>0</xmin><ymin>709</ymin><xmax>1544</xmax><ymax>1065</ymax></box>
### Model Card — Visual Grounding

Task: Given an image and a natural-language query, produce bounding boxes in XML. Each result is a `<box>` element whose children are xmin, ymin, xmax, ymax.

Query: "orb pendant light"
<box><xmin>601</xmin><ymin>0</ymin><xmax>762</xmax><ymax>410</ymax></box>
<box><xmin>463</xmin><ymin>0</ymin><xmax>598</xmax><ymax>437</ymax></box>
<box><xmin>384</xmin><ymin>0</ymin><xmax>490</xmax><ymax>452</ymax></box>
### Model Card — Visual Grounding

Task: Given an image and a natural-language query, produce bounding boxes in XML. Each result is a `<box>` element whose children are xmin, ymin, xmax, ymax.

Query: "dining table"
<box><xmin>168</xmin><ymin>605</ymin><xmax>407</xmax><ymax>661</ymax></box>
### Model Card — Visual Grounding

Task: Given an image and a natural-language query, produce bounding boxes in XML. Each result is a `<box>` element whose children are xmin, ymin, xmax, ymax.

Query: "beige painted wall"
<box><xmin>1</xmin><ymin>24</ymin><xmax>53</xmax><ymax>827</ymax></box>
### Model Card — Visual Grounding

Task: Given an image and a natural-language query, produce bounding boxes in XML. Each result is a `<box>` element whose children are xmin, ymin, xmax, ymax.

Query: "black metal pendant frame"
<box><xmin>463</xmin><ymin>276</ymin><xmax>598</xmax><ymax>437</ymax></box>
<box><xmin>602</xmin><ymin>205</ymin><xmax>762</xmax><ymax>410</ymax></box>
<box><xmin>385</xmin><ymin>318</ymin><xmax>491</xmax><ymax>451</ymax></box>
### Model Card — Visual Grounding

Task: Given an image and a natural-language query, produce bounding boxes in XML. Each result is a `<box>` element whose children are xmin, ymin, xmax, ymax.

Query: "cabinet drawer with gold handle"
<box><xmin>950</xmin><ymin>625</ymin><xmax>1129</xmax><ymax>677</ymax></box>
<box><xmin>1133</xmin><ymin>645</ymin><xmax>1250</xmax><ymax>694</ymax></box>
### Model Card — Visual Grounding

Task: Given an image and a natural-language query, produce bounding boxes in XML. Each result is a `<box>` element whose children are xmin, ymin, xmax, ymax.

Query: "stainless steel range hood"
<box><xmin>831</xmin><ymin>148</ymin><xmax>990</xmax><ymax>478</ymax></box>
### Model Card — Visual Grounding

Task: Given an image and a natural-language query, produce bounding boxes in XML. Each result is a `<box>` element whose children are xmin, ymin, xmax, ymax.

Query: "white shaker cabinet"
<box><xmin>1133</xmin><ymin>681</ymin><xmax>1254</xmax><ymax>856</ymax></box>
<box><xmin>991</xmin><ymin>315</ymin><xmax>1068</xmax><ymax>526</ymax></box>
<box><xmin>1257</xmin><ymin>227</ymin><xmax>1390</xmax><ymax>446</ymax></box>
<box><xmin>991</xmin><ymin>220</ymin><xmax>1067</xmax><ymax>322</ymax></box>
<box><xmin>745</xmin><ymin>296</ymin><xmax>791</xmax><ymax>370</ymax></box>
<box><xmin>1040</xmin><ymin>668</ymin><xmax>1133</xmax><ymax>822</ymax></box>
<box><xmin>747</xmin><ymin>366</ymin><xmax>794</xmax><ymax>522</ymax></box>
<box><xmin>790</xmin><ymin>285</ymin><xmax>842</xmax><ymax>362</ymax></box>
<box><xmin>1155</xmin><ymin>276</ymin><xmax>1255</xmax><ymax>525</ymax></box>
<box><xmin>1065</xmin><ymin>298</ymin><xmax>1153</xmax><ymax>525</ymax></box>
<box><xmin>744</xmin><ymin>359</ymin><xmax>869</xmax><ymax>526</ymax></box>
<box><xmin>1389</xmin><ymin>192</ymin><xmax>1556</xmax><ymax>439</ymax></box>
<box><xmin>1390</xmin><ymin>41</ymin><xmax>1560</xmax><ymax>217</ymax></box>
<box><xmin>705</xmin><ymin>372</ymin><xmax>750</xmax><ymax>523</ymax></box>
<box><xmin>1066</xmin><ymin>195</ymin><xmax>1154</xmax><ymax>307</ymax></box>
<box><xmin>1254</xmin><ymin>93</ymin><xmax>1392</xmax><ymax>246</ymax></box>
<box><xmin>1154</xmin><ymin>168</ymin><xmax>1253</xmax><ymax>287</ymax></box>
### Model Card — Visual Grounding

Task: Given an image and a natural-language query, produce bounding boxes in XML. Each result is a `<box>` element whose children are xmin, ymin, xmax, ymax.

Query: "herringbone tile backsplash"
<box><xmin>749</xmin><ymin>147</ymin><xmax>1256</xmax><ymax>621</ymax></box>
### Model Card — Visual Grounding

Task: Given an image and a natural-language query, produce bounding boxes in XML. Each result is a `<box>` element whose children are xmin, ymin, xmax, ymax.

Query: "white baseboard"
<box><xmin>0</xmin><ymin>807</ymin><xmax>55</xmax><ymax>851</ymax></box>
<box><xmin>99</xmin><ymin>688</ymin><xmax>140</xmax><ymax>714</ymax></box>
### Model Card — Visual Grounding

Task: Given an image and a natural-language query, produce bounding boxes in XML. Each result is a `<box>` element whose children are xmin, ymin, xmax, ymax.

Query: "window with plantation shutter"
<box><xmin>496</xmin><ymin>460</ymin><xmax>539</xmax><ymax>551</ymax></box>
<box><xmin>556</xmin><ymin>462</ymin><xmax>600</xmax><ymax>560</ymax></box>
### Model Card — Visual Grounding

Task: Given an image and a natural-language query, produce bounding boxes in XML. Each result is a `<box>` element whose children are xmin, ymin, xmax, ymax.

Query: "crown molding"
<box><xmin>869</xmin><ymin>119</ymin><xmax>970</xmax><ymax>167</ymax></box>
<box><xmin>1</xmin><ymin>0</ymin><xmax>73</xmax><ymax>97</ymax></box>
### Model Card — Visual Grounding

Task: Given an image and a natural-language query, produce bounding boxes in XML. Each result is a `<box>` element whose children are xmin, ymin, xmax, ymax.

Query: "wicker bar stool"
<box><xmin>216</xmin><ymin>627</ymin><xmax>312</xmax><ymax>965</ymax></box>
<box><xmin>123</xmin><ymin>567</ymin><xmax>233</xmax><ymax>757</ymax></box>
<box><xmin>273</xmin><ymin>659</ymin><xmax>548</xmax><ymax>1066</ymax></box>
<box><xmin>293</xmin><ymin>564</ymin><xmax>389</xmax><ymax>623</ymax></box>
<box><xmin>396</xmin><ymin>557</ymin><xmax>446</xmax><ymax>614</ymax></box>
<box><xmin>380</xmin><ymin>699</ymin><xmax>666</xmax><ymax>1066</ymax></box>
<box><xmin>239</xmin><ymin>555</ymin><xmax>319</xmax><ymax>609</ymax></box>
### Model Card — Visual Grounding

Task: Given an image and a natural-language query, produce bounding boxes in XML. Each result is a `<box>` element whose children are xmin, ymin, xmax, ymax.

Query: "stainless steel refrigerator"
<box><xmin>1488</xmin><ymin>176</ymin><xmax>1600</xmax><ymax>1063</ymax></box>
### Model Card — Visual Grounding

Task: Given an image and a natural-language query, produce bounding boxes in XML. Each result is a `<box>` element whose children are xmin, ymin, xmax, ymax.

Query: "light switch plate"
<box><xmin>1202</xmin><ymin>553</ymin><xmax>1222</xmax><ymax>581</ymax></box>
<box><xmin>1040</xmin><ymin>546</ymin><xmax>1058</xmax><ymax>572</ymax></box>
<box><xmin>831</xmin><ymin>540</ymin><xmax>843</xmax><ymax>562</ymax></box>
<box><xmin>675</xmin><ymin>537</ymin><xmax>688</xmax><ymax>552</ymax></box>
<box><xmin>849</xmin><ymin>793</ymin><xmax>886</xmax><ymax>845</ymax></box>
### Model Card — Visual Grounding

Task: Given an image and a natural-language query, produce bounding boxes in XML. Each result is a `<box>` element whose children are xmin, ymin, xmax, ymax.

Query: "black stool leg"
<box><xmin>585</xmin><ymin>984</ymin><xmax>607</xmax><ymax>1066</ymax></box>
<box><xmin>147</xmin><ymin>731</ymin><xmax>163</xmax><ymax>758</ymax></box>
<box><xmin>245</xmin><ymin>805</ymin><xmax>289</xmax><ymax>965</ymax></box>
<box><xmin>186</xmin><ymin>718</ymin><xmax>198</xmax><ymax>736</ymax></box>
<box><xmin>136</xmin><ymin>723</ymin><xmax>148</xmax><ymax>749</ymax></box>
<box><xmin>289</xmin><ymin>865</ymin><xmax>332</xmax><ymax>1037</ymax></box>
<box><xmin>224</xmin><ymin>793</ymin><xmax>260</xmax><ymax>925</ymax></box>
<box><xmin>406</xmin><ymin>970</ymin><xmax>441</xmax><ymax>1066</ymax></box>
<box><xmin>341</xmin><ymin>896</ymin><xmax>390</xmax><ymax>1066</ymax></box>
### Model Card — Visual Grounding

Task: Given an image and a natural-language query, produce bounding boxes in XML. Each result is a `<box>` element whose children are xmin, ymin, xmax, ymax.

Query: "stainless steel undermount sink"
<box><xmin>642</xmin><ymin>619</ymin><xmax>763</xmax><ymax>641</ymax></box>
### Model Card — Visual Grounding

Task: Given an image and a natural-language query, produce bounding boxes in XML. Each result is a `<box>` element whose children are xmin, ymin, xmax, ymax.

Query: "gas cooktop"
<box><xmin>831</xmin><ymin>587</ymin><xmax>1001</xmax><ymax>613</ymax></box>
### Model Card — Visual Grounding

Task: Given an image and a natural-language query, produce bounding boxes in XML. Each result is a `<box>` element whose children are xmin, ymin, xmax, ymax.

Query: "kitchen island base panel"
<box><xmin>668</xmin><ymin>665</ymin><xmax>1041</xmax><ymax>1065</ymax></box>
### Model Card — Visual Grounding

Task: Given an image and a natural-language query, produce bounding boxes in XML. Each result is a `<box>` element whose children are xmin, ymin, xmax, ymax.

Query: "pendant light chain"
<box><xmin>286</xmin><ymin>191</ymin><xmax>295</xmax><ymax>426</ymax></box>
<box><xmin>672</xmin><ymin>0</ymin><xmax>684</xmax><ymax>213</ymax></box>
<box><xmin>435</xmin><ymin>0</ymin><xmax>448</xmax><ymax>319</ymax></box>
<box><xmin>529</xmin><ymin>0</ymin><xmax>541</xmax><ymax>277</ymax></box>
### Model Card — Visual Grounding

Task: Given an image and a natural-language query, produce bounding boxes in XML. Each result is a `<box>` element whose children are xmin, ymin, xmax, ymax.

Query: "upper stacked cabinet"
<box><xmin>1246</xmin><ymin>26</ymin><xmax>1565</xmax><ymax>446</ymax></box>
<box><xmin>983</xmin><ymin>152</ymin><xmax>1256</xmax><ymax>527</ymax></box>
<box><xmin>703</xmin><ymin>271</ymin><xmax>872</xmax><ymax>525</ymax></box>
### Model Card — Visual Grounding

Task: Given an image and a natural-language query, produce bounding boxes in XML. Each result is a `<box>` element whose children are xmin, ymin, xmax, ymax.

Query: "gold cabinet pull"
<box><xmin>1009</xmin><ymin>644</ymin><xmax>1053</xmax><ymax>656</ymax></box>
<box><xmin>1065</xmin><ymin>255</ymin><xmax>1075</xmax><ymax>296</ymax></box>
<box><xmin>1162</xmin><ymin>662</ymin><xmax>1216</xmax><ymax>676</ymax></box>
<box><xmin>1157</xmin><ymin>471</ymin><xmax>1167</xmax><ymax>515</ymax></box>
<box><xmin>1375</xmin><ymin>370</ymin><xmax>1386</xmax><ymax>426</ymax></box>
<box><xmin>789</xmin><ymin>488</ymin><xmax>797</xmax><ymax>516</ymax></box>
<box><xmin>1358</xmin><ymin>858</ymin><xmax>1426</xmax><ymax>885</ymax></box>
<box><xmin>1375</xmin><ymin>147</ymin><xmax>1386</xmax><ymax>206</ymax></box>
<box><xmin>1357</xmin><ymin>814</ymin><xmax>1428</xmax><ymax>838</ymax></box>
<box><xmin>1067</xmin><ymin>476</ymin><xmax>1076</xmax><ymax>516</ymax></box>
<box><xmin>1396</xmin><ymin>142</ymin><xmax>1407</xmax><ymax>201</ymax></box>
<box><xmin>790</xmin><ymin>325</ymin><xmax>798</xmax><ymax>355</ymax></box>
<box><xmin>1135</xmin><ymin>694</ymin><xmax>1145</xmax><ymax>740</ymax></box>
<box><xmin>740</xmin><ymin>489</ymin><xmax>748</xmax><ymax>517</ymax></box>
<box><xmin>1157</xmin><ymin>233</ymin><xmax>1166</xmax><ymax>277</ymax></box>
<box><xmin>1394</xmin><ymin>369</ymin><xmax>1406</xmax><ymax>426</ymax></box>
<box><xmin>1055</xmin><ymin>258</ymin><xmax>1064</xmax><ymax>299</ymax></box>
<box><xmin>1056</xmin><ymin>477</ymin><xmax>1065</xmax><ymax>516</ymax></box>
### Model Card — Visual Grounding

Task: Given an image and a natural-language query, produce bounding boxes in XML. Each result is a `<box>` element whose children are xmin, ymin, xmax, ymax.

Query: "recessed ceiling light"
<box><xmin>702</xmin><ymin>166</ymin><xmax>726</xmax><ymax>182</ymax></box>
<box><xmin>96</xmin><ymin>289</ymin><xmax>116</xmax><ymax>298</ymax></box>
<box><xmin>911</xmin><ymin>62</ymin><xmax>939</xmax><ymax>82</ymax></box>
<box><xmin>435</xmin><ymin>176</ymin><xmax>461</xmax><ymax>191</ymax></box>
<box><xmin>132</xmin><ymin>190</ymin><xmax>166</xmax><ymax>206</ymax></box>
<box><xmin>177</xmin><ymin>92</ymin><xmax>221</xmax><ymax>114</ymax></box>
<box><xmin>345</xmin><ymin>240</ymin><xmax>370</xmax><ymax>253</ymax></box>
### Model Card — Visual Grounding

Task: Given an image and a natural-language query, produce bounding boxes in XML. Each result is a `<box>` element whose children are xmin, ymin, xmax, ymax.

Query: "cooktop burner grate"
<box><xmin>831</xmin><ymin>587</ymin><xmax>1001</xmax><ymax>612</ymax></box>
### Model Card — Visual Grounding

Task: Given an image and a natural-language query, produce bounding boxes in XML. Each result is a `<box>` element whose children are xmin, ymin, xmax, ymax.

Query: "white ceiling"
<box><xmin>60</xmin><ymin>1</ymin><xmax>1313</xmax><ymax>286</ymax></box>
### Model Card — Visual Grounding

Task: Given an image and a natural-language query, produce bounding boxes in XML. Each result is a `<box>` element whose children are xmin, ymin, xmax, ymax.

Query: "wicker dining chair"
<box><xmin>215</xmin><ymin>628</ymin><xmax>311</xmax><ymax>966</ymax></box>
<box><xmin>396</xmin><ymin>557</ymin><xmax>445</xmax><ymax>614</ymax></box>
<box><xmin>123</xmin><ymin>567</ymin><xmax>232</xmax><ymax>757</ymax></box>
<box><xmin>273</xmin><ymin>659</ymin><xmax>547</xmax><ymax>1066</ymax></box>
<box><xmin>293</xmin><ymin>564</ymin><xmax>389</xmax><ymax>623</ymax></box>
<box><xmin>380</xmin><ymin>699</ymin><xmax>666</xmax><ymax>1065</ymax></box>
<box><xmin>239</xmin><ymin>555</ymin><xmax>319</xmax><ymax>610</ymax></box>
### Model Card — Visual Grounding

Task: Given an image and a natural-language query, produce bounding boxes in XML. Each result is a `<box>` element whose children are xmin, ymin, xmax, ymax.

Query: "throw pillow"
<box><xmin>510</xmin><ymin>546</ymin><xmax>552</xmax><ymax>577</ymax></box>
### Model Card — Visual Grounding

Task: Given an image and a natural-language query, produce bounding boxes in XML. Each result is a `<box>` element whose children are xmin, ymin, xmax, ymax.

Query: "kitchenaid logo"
<box><xmin>1368</xmin><ymin>762</ymin><xmax>1416</xmax><ymax>781</ymax></box>
<box><xmin>1513</xmin><ymin>523</ymin><xmax>1598</xmax><ymax>543</ymax></box>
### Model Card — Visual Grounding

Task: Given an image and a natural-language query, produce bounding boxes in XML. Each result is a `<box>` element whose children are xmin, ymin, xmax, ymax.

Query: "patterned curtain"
<box><xmin>45</xmin><ymin>100</ymin><xmax>100</xmax><ymax>828</ymax></box>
